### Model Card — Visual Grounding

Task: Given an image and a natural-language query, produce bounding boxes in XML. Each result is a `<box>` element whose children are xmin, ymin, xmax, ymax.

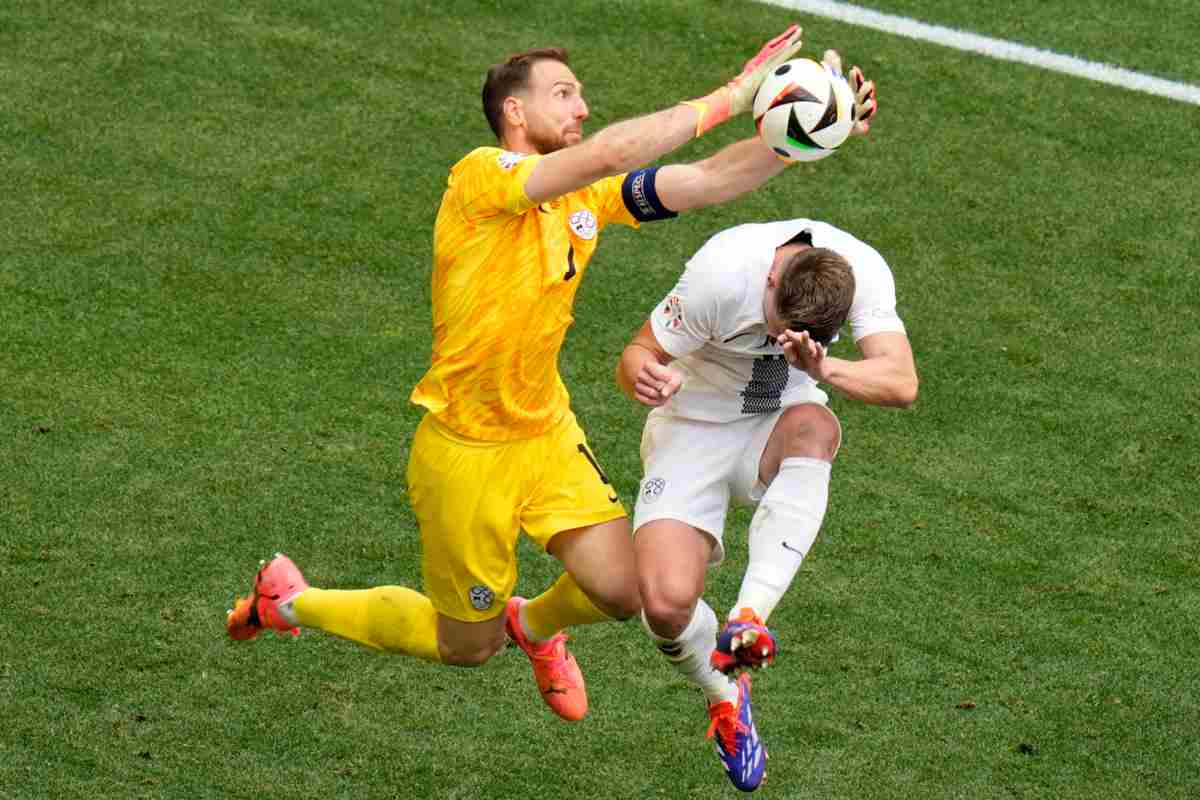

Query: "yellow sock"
<box><xmin>292</xmin><ymin>586</ymin><xmax>442</xmax><ymax>663</ymax></box>
<box><xmin>522</xmin><ymin>573</ymin><xmax>613</xmax><ymax>641</ymax></box>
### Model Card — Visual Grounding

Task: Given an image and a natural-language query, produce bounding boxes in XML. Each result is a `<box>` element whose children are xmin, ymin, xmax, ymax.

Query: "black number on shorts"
<box><xmin>576</xmin><ymin>443</ymin><xmax>611</xmax><ymax>485</ymax></box>
<box><xmin>563</xmin><ymin>245</ymin><xmax>577</xmax><ymax>281</ymax></box>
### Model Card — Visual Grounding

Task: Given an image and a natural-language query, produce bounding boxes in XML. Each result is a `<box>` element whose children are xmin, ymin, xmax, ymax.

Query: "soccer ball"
<box><xmin>753</xmin><ymin>58</ymin><xmax>855</xmax><ymax>162</ymax></box>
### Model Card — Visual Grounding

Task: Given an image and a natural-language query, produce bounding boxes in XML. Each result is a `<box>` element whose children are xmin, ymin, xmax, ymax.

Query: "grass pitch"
<box><xmin>2</xmin><ymin>1</ymin><xmax>1197</xmax><ymax>798</ymax></box>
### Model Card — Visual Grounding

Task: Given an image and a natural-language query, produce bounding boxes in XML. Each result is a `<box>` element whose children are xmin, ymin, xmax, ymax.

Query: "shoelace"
<box><xmin>529</xmin><ymin>634</ymin><xmax>577</xmax><ymax>685</ymax></box>
<box><xmin>706</xmin><ymin>705</ymin><xmax>749</xmax><ymax>755</ymax></box>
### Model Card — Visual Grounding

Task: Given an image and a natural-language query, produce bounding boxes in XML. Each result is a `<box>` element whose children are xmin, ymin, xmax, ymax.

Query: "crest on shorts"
<box><xmin>569</xmin><ymin>210</ymin><xmax>597</xmax><ymax>240</ymax></box>
<box><xmin>641</xmin><ymin>477</ymin><xmax>666</xmax><ymax>504</ymax></box>
<box><xmin>468</xmin><ymin>584</ymin><xmax>495</xmax><ymax>611</ymax></box>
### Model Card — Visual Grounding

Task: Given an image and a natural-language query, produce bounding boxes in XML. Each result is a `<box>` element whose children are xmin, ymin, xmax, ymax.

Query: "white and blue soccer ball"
<box><xmin>753</xmin><ymin>58</ymin><xmax>855</xmax><ymax>162</ymax></box>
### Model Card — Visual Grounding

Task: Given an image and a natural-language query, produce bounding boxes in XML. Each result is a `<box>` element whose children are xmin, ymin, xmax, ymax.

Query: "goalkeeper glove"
<box><xmin>682</xmin><ymin>24</ymin><xmax>803</xmax><ymax>137</ymax></box>
<box><xmin>821</xmin><ymin>49</ymin><xmax>878</xmax><ymax>136</ymax></box>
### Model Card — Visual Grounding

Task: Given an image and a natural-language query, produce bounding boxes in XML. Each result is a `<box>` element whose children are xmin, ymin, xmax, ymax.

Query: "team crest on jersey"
<box><xmin>661</xmin><ymin>294</ymin><xmax>684</xmax><ymax>330</ymax></box>
<box><xmin>640</xmin><ymin>477</ymin><xmax>666</xmax><ymax>504</ymax></box>
<box><xmin>468</xmin><ymin>584</ymin><xmax>495</xmax><ymax>611</ymax></box>
<box><xmin>496</xmin><ymin>150</ymin><xmax>528</xmax><ymax>170</ymax></box>
<box><xmin>569</xmin><ymin>210</ymin><xmax>597</xmax><ymax>240</ymax></box>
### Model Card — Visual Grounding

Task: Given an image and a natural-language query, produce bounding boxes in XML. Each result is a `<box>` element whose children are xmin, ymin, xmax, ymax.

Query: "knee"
<box><xmin>640</xmin><ymin>581</ymin><xmax>699</xmax><ymax>639</ymax></box>
<box><xmin>438</xmin><ymin>632</ymin><xmax>506</xmax><ymax>667</ymax></box>
<box><xmin>777</xmin><ymin>404</ymin><xmax>841</xmax><ymax>461</ymax></box>
<box><xmin>593</xmin><ymin>581</ymin><xmax>641</xmax><ymax>622</ymax></box>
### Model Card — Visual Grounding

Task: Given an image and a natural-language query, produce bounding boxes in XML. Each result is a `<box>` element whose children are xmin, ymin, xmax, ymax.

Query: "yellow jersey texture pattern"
<box><xmin>411</xmin><ymin>146</ymin><xmax>638</xmax><ymax>441</ymax></box>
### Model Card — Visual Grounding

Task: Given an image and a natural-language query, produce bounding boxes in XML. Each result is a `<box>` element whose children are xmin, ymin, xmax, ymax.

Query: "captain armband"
<box><xmin>621</xmin><ymin>167</ymin><xmax>679</xmax><ymax>223</ymax></box>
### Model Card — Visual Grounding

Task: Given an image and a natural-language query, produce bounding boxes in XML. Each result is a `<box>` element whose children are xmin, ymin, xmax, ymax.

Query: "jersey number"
<box><xmin>740</xmin><ymin>354</ymin><xmax>788</xmax><ymax>414</ymax></box>
<box><xmin>563</xmin><ymin>245</ymin><xmax>576</xmax><ymax>281</ymax></box>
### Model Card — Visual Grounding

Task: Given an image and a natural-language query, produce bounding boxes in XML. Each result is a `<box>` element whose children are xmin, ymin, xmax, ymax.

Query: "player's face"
<box><xmin>521</xmin><ymin>60</ymin><xmax>588</xmax><ymax>154</ymax></box>
<box><xmin>762</xmin><ymin>248</ymin><xmax>794</xmax><ymax>336</ymax></box>
<box><xmin>763</xmin><ymin>289</ymin><xmax>787</xmax><ymax>337</ymax></box>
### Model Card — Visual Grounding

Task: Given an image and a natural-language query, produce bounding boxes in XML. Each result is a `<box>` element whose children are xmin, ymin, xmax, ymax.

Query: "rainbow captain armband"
<box><xmin>621</xmin><ymin>167</ymin><xmax>678</xmax><ymax>223</ymax></box>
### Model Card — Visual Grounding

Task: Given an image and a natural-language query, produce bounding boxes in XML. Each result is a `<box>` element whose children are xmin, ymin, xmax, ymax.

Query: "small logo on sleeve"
<box><xmin>661</xmin><ymin>295</ymin><xmax>684</xmax><ymax>330</ymax></box>
<box><xmin>497</xmin><ymin>151</ymin><xmax>528</xmax><ymax>170</ymax></box>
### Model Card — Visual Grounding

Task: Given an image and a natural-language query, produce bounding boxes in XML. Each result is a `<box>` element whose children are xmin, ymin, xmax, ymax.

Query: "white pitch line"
<box><xmin>762</xmin><ymin>0</ymin><xmax>1200</xmax><ymax>106</ymax></box>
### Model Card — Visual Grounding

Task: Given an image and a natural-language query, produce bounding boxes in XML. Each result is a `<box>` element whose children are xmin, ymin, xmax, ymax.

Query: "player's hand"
<box><xmin>847</xmin><ymin>65</ymin><xmax>877</xmax><ymax>135</ymax></box>
<box><xmin>684</xmin><ymin>24</ymin><xmax>803</xmax><ymax>136</ymax></box>
<box><xmin>633</xmin><ymin>360</ymin><xmax>684</xmax><ymax>407</ymax></box>
<box><xmin>728</xmin><ymin>24</ymin><xmax>804</xmax><ymax>117</ymax></box>
<box><xmin>778</xmin><ymin>329</ymin><xmax>828</xmax><ymax>380</ymax></box>
<box><xmin>821</xmin><ymin>49</ymin><xmax>877</xmax><ymax>136</ymax></box>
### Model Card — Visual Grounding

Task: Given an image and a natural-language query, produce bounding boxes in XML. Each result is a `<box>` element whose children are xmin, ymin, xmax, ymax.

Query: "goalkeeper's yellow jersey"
<box><xmin>410</xmin><ymin>146</ymin><xmax>640</xmax><ymax>441</ymax></box>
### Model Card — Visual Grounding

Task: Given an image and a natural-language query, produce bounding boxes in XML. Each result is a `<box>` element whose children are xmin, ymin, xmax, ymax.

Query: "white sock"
<box><xmin>733</xmin><ymin>456</ymin><xmax>831</xmax><ymax>621</ymax></box>
<box><xmin>642</xmin><ymin>599</ymin><xmax>738</xmax><ymax>705</ymax></box>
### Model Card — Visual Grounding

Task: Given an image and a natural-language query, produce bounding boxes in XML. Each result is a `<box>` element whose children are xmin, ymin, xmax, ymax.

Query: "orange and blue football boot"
<box><xmin>707</xmin><ymin>672</ymin><xmax>767</xmax><ymax>792</ymax></box>
<box><xmin>711</xmin><ymin>607</ymin><xmax>777</xmax><ymax>674</ymax></box>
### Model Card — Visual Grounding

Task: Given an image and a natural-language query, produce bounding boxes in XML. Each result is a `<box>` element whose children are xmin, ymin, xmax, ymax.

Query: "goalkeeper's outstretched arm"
<box><xmin>523</xmin><ymin>24</ymin><xmax>803</xmax><ymax>205</ymax></box>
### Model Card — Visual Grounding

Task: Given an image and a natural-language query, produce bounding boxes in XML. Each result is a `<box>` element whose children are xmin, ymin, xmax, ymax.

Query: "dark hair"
<box><xmin>481</xmin><ymin>47</ymin><xmax>570</xmax><ymax>140</ymax></box>
<box><xmin>774</xmin><ymin>247</ymin><xmax>856</xmax><ymax>345</ymax></box>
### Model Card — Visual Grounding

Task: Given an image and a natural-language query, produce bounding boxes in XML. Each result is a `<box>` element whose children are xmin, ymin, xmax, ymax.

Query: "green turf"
<box><xmin>804</xmin><ymin>0</ymin><xmax>1200</xmax><ymax>83</ymax></box>
<box><xmin>2</xmin><ymin>1</ymin><xmax>1198</xmax><ymax>798</ymax></box>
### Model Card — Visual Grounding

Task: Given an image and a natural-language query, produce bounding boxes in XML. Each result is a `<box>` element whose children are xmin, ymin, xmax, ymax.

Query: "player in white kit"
<box><xmin>616</xmin><ymin>219</ymin><xmax>917</xmax><ymax>791</ymax></box>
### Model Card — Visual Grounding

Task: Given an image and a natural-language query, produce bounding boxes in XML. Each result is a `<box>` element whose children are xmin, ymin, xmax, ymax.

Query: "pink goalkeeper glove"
<box><xmin>682</xmin><ymin>24</ymin><xmax>804</xmax><ymax>137</ymax></box>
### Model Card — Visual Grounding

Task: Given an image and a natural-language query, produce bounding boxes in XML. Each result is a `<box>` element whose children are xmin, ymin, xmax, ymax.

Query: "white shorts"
<box><xmin>633</xmin><ymin>392</ymin><xmax>828</xmax><ymax>565</ymax></box>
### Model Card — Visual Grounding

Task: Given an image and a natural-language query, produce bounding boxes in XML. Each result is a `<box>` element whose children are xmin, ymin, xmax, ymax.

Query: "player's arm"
<box><xmin>779</xmin><ymin>330</ymin><xmax>917</xmax><ymax>408</ymax></box>
<box><xmin>654</xmin><ymin>137</ymin><xmax>787</xmax><ymax>213</ymax></box>
<box><xmin>654</xmin><ymin>52</ymin><xmax>878</xmax><ymax>212</ymax></box>
<box><xmin>524</xmin><ymin>25</ymin><xmax>803</xmax><ymax>205</ymax></box>
<box><xmin>616</xmin><ymin>320</ymin><xmax>683</xmax><ymax>407</ymax></box>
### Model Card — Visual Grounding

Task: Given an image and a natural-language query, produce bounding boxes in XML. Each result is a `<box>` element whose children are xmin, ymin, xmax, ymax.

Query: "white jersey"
<box><xmin>650</xmin><ymin>219</ymin><xmax>906</xmax><ymax>422</ymax></box>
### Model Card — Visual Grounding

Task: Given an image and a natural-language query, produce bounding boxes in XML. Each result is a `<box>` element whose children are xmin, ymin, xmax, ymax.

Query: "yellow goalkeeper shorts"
<box><xmin>406</xmin><ymin>410</ymin><xmax>627</xmax><ymax>622</ymax></box>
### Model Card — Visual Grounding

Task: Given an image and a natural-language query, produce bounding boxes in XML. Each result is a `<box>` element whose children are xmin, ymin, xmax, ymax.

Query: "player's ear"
<box><xmin>765</xmin><ymin>263</ymin><xmax>780</xmax><ymax>288</ymax></box>
<box><xmin>502</xmin><ymin>95</ymin><xmax>525</xmax><ymax>130</ymax></box>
